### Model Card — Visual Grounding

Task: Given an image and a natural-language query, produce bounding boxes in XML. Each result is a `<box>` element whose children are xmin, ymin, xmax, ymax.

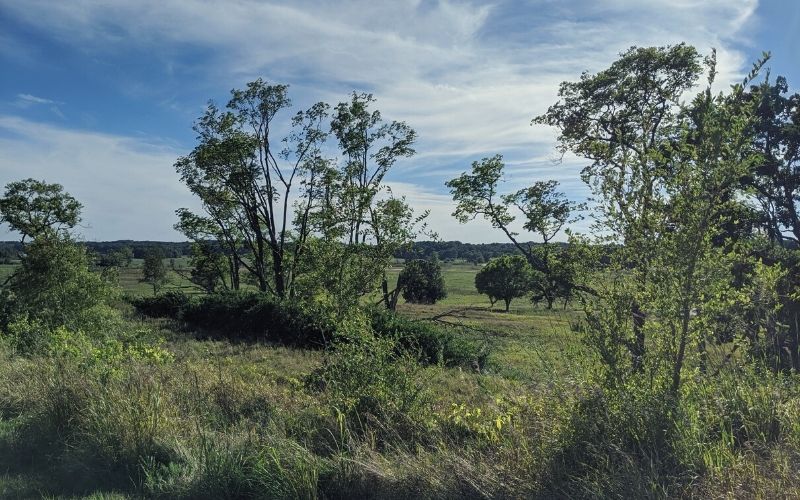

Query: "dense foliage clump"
<box><xmin>396</xmin><ymin>258</ymin><xmax>447</xmax><ymax>304</ymax></box>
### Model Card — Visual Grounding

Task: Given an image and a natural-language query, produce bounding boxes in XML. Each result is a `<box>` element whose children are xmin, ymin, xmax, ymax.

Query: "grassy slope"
<box><xmin>3</xmin><ymin>262</ymin><xmax>798</xmax><ymax>498</ymax></box>
<box><xmin>1</xmin><ymin>262</ymin><xmax>591</xmax><ymax>498</ymax></box>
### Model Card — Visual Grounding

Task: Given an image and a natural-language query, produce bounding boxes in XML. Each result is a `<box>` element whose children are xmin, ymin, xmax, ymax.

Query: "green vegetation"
<box><xmin>2</xmin><ymin>43</ymin><xmax>800</xmax><ymax>499</ymax></box>
<box><xmin>396</xmin><ymin>258</ymin><xmax>447</xmax><ymax>305</ymax></box>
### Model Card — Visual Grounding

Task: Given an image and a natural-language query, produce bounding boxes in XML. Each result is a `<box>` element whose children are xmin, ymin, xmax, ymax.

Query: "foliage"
<box><xmin>536</xmin><ymin>44</ymin><xmax>772</xmax><ymax>395</ymax></box>
<box><xmin>447</xmin><ymin>156</ymin><xmax>584</xmax><ymax>306</ymax></box>
<box><xmin>0</xmin><ymin>178</ymin><xmax>82</xmax><ymax>243</ymax></box>
<box><xmin>746</xmin><ymin>75</ymin><xmax>800</xmax><ymax>245</ymax></box>
<box><xmin>130</xmin><ymin>291</ymin><xmax>192</xmax><ymax>319</ymax></box>
<box><xmin>4</xmin><ymin>234</ymin><xmax>119</xmax><ymax>332</ymax></box>
<box><xmin>306</xmin><ymin>316</ymin><xmax>433</xmax><ymax>443</ymax></box>
<box><xmin>96</xmin><ymin>245</ymin><xmax>133</xmax><ymax>268</ymax></box>
<box><xmin>141</xmin><ymin>247</ymin><xmax>168</xmax><ymax>295</ymax></box>
<box><xmin>396</xmin><ymin>258</ymin><xmax>447</xmax><ymax>305</ymax></box>
<box><xmin>186</xmin><ymin>241</ymin><xmax>228</xmax><ymax>293</ymax></box>
<box><xmin>130</xmin><ymin>291</ymin><xmax>483</xmax><ymax>366</ymax></box>
<box><xmin>179</xmin><ymin>291</ymin><xmax>337</xmax><ymax>348</ymax></box>
<box><xmin>368</xmin><ymin>306</ymin><xmax>485</xmax><ymax>367</ymax></box>
<box><xmin>174</xmin><ymin>82</ymin><xmax>424</xmax><ymax>309</ymax></box>
<box><xmin>475</xmin><ymin>254</ymin><xmax>534</xmax><ymax>311</ymax></box>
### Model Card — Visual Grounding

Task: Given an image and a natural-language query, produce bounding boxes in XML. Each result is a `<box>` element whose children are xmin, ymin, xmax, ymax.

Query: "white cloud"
<box><xmin>0</xmin><ymin>116</ymin><xmax>197</xmax><ymax>241</ymax></box>
<box><xmin>16</xmin><ymin>93</ymin><xmax>55</xmax><ymax>105</ymax></box>
<box><xmin>0</xmin><ymin>0</ymin><xmax>762</xmax><ymax>242</ymax></box>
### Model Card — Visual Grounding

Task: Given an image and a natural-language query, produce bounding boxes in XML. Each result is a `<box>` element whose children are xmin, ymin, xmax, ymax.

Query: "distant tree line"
<box><xmin>394</xmin><ymin>240</ymin><xmax>566</xmax><ymax>263</ymax></box>
<box><xmin>0</xmin><ymin>240</ymin><xmax>191</xmax><ymax>264</ymax></box>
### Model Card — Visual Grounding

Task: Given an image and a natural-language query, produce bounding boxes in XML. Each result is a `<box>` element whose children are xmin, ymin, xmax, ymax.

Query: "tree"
<box><xmin>0</xmin><ymin>178</ymin><xmax>82</xmax><ymax>243</ymax></box>
<box><xmin>538</xmin><ymin>45</ymin><xmax>770</xmax><ymax>395</ymax></box>
<box><xmin>746</xmin><ymin>75</ymin><xmax>800</xmax><ymax>245</ymax></box>
<box><xmin>176</xmin><ymin>82</ymin><xmax>425</xmax><ymax>314</ymax></box>
<box><xmin>742</xmin><ymin>75</ymin><xmax>800</xmax><ymax>370</ymax></box>
<box><xmin>141</xmin><ymin>248</ymin><xmax>167</xmax><ymax>295</ymax></box>
<box><xmin>533</xmin><ymin>43</ymin><xmax>705</xmax><ymax>372</ymax></box>
<box><xmin>6</xmin><ymin>232</ymin><xmax>118</xmax><ymax>331</ymax></box>
<box><xmin>187</xmin><ymin>241</ymin><xmax>228</xmax><ymax>293</ymax></box>
<box><xmin>330</xmin><ymin>92</ymin><xmax>421</xmax><ymax>310</ymax></box>
<box><xmin>397</xmin><ymin>258</ymin><xmax>447</xmax><ymax>305</ymax></box>
<box><xmin>475</xmin><ymin>255</ymin><xmax>533</xmax><ymax>311</ymax></box>
<box><xmin>97</xmin><ymin>246</ymin><xmax>134</xmax><ymax>268</ymax></box>
<box><xmin>175</xmin><ymin>80</ymin><xmax>330</xmax><ymax>297</ymax></box>
<box><xmin>331</xmin><ymin>92</ymin><xmax>416</xmax><ymax>246</ymax></box>
<box><xmin>446</xmin><ymin>158</ymin><xmax>583</xmax><ymax>307</ymax></box>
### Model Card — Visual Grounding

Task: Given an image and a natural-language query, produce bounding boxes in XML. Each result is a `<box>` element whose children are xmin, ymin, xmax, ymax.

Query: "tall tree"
<box><xmin>446</xmin><ymin>158</ymin><xmax>583</xmax><ymax>307</ymax></box>
<box><xmin>533</xmin><ymin>43</ymin><xmax>705</xmax><ymax>368</ymax></box>
<box><xmin>331</xmin><ymin>92</ymin><xmax>417</xmax><ymax>246</ymax></box>
<box><xmin>746</xmin><ymin>75</ymin><xmax>800</xmax><ymax>245</ymax></box>
<box><xmin>176</xmin><ymin>81</ymin><xmax>330</xmax><ymax>298</ymax></box>
<box><xmin>141</xmin><ymin>247</ymin><xmax>167</xmax><ymax>295</ymax></box>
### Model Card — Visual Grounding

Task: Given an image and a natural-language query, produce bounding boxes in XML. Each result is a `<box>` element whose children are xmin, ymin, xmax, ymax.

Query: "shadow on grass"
<box><xmin>0</xmin><ymin>418</ymin><xmax>135</xmax><ymax>499</ymax></box>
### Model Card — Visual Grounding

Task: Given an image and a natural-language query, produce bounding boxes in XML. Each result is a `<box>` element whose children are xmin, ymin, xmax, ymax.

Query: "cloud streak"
<box><xmin>0</xmin><ymin>116</ymin><xmax>198</xmax><ymax>241</ymax></box>
<box><xmin>0</xmin><ymin>0</ymin><xmax>763</xmax><ymax>242</ymax></box>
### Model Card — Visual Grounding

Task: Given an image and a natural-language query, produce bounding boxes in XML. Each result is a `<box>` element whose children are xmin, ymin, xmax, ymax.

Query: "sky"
<box><xmin>0</xmin><ymin>0</ymin><xmax>798</xmax><ymax>243</ymax></box>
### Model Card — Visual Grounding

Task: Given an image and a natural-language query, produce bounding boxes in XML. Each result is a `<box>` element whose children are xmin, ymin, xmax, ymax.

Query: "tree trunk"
<box><xmin>504</xmin><ymin>298</ymin><xmax>511</xmax><ymax>312</ymax></box>
<box><xmin>631</xmin><ymin>301</ymin><xmax>645</xmax><ymax>372</ymax></box>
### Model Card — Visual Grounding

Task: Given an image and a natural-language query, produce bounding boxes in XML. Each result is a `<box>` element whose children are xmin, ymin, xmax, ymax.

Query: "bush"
<box><xmin>130</xmin><ymin>291</ymin><xmax>191</xmax><ymax>319</ymax></box>
<box><xmin>369</xmin><ymin>307</ymin><xmax>485</xmax><ymax>368</ymax></box>
<box><xmin>6</xmin><ymin>234</ymin><xmax>120</xmax><ymax>331</ymax></box>
<box><xmin>397</xmin><ymin>259</ymin><xmax>447</xmax><ymax>304</ymax></box>
<box><xmin>306</xmin><ymin>317</ymin><xmax>433</xmax><ymax>444</ymax></box>
<box><xmin>130</xmin><ymin>291</ymin><xmax>485</xmax><ymax>365</ymax></box>
<box><xmin>131</xmin><ymin>291</ymin><xmax>337</xmax><ymax>348</ymax></box>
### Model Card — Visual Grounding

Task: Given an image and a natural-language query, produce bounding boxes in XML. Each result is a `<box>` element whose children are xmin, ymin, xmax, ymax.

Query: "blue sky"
<box><xmin>0</xmin><ymin>0</ymin><xmax>797</xmax><ymax>242</ymax></box>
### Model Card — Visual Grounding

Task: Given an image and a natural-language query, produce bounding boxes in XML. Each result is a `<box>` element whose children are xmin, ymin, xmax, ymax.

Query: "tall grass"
<box><xmin>1</xmin><ymin>321</ymin><xmax>800</xmax><ymax>498</ymax></box>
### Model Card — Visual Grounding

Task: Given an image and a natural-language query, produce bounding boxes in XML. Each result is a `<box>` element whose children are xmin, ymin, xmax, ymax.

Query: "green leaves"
<box><xmin>0</xmin><ymin>178</ymin><xmax>82</xmax><ymax>243</ymax></box>
<box><xmin>446</xmin><ymin>154</ymin><xmax>514</xmax><ymax>228</ymax></box>
<box><xmin>475</xmin><ymin>255</ymin><xmax>534</xmax><ymax>311</ymax></box>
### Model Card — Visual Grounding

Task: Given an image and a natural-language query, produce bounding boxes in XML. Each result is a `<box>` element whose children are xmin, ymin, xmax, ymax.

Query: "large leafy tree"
<box><xmin>397</xmin><ymin>258</ymin><xmax>447</xmax><ymax>305</ymax></box>
<box><xmin>0</xmin><ymin>178</ymin><xmax>82</xmax><ymax>243</ymax></box>
<box><xmin>533</xmin><ymin>43</ymin><xmax>705</xmax><ymax>369</ymax></box>
<box><xmin>175</xmin><ymin>81</ymin><xmax>330</xmax><ymax>297</ymax></box>
<box><xmin>538</xmin><ymin>45</ymin><xmax>771</xmax><ymax>393</ymax></box>
<box><xmin>746</xmin><ymin>75</ymin><xmax>800</xmax><ymax>245</ymax></box>
<box><xmin>331</xmin><ymin>92</ymin><xmax>417</xmax><ymax>246</ymax></box>
<box><xmin>176</xmin><ymin>82</ymin><xmax>425</xmax><ymax>312</ymax></box>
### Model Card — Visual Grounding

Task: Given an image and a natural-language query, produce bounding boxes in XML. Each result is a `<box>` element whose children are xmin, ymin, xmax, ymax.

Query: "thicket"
<box><xmin>130</xmin><ymin>291</ymin><xmax>482</xmax><ymax>367</ymax></box>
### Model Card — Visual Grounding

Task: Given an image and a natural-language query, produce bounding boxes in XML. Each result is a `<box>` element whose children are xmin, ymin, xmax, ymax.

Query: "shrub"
<box><xmin>182</xmin><ymin>292</ymin><xmax>336</xmax><ymax>348</ymax></box>
<box><xmin>397</xmin><ymin>259</ymin><xmax>447</xmax><ymax>304</ymax></box>
<box><xmin>130</xmin><ymin>291</ymin><xmax>191</xmax><ymax>319</ymax></box>
<box><xmin>307</xmin><ymin>316</ymin><xmax>433</xmax><ymax>444</ymax></box>
<box><xmin>130</xmin><ymin>291</ymin><xmax>485</xmax><ymax>365</ymax></box>
<box><xmin>369</xmin><ymin>307</ymin><xmax>485</xmax><ymax>368</ymax></box>
<box><xmin>6</xmin><ymin>234</ymin><xmax>120</xmax><ymax>331</ymax></box>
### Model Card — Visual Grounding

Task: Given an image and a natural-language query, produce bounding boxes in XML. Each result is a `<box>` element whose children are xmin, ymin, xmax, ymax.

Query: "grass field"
<box><xmin>3</xmin><ymin>258</ymin><xmax>799</xmax><ymax>497</ymax></box>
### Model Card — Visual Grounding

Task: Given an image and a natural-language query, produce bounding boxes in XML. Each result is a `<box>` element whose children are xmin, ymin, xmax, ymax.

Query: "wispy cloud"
<box><xmin>16</xmin><ymin>93</ymin><xmax>55</xmax><ymax>105</ymax></box>
<box><xmin>0</xmin><ymin>116</ymin><xmax>197</xmax><ymax>241</ymax></box>
<box><xmin>12</xmin><ymin>94</ymin><xmax>66</xmax><ymax>119</ymax></box>
<box><xmin>0</xmin><ymin>0</ymin><xmax>762</xmax><ymax>241</ymax></box>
